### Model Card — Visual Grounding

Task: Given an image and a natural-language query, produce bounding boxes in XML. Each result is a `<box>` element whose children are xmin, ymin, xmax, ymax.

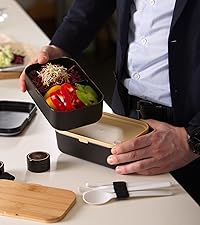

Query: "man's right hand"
<box><xmin>19</xmin><ymin>45</ymin><xmax>67</xmax><ymax>92</ymax></box>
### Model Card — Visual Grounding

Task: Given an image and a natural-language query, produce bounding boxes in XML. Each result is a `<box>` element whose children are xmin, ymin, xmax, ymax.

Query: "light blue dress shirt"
<box><xmin>124</xmin><ymin>0</ymin><xmax>176</xmax><ymax>107</ymax></box>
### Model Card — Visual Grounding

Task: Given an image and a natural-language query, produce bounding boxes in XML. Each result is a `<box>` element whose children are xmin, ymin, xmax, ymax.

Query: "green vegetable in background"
<box><xmin>0</xmin><ymin>46</ymin><xmax>14</xmax><ymax>67</ymax></box>
<box><xmin>75</xmin><ymin>83</ymin><xmax>98</xmax><ymax>106</ymax></box>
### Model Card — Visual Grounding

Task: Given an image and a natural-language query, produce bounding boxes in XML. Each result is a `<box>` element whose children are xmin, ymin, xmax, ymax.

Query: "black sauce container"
<box><xmin>27</xmin><ymin>151</ymin><xmax>50</xmax><ymax>173</ymax></box>
<box><xmin>25</xmin><ymin>57</ymin><xmax>104</xmax><ymax>131</ymax></box>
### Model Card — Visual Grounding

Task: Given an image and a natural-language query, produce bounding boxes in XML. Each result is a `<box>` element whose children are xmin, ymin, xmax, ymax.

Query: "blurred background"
<box><xmin>16</xmin><ymin>0</ymin><xmax>116</xmax><ymax>106</ymax></box>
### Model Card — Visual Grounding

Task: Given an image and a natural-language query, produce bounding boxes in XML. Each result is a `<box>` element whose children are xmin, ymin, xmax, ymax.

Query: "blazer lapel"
<box><xmin>171</xmin><ymin>0</ymin><xmax>188</xmax><ymax>29</ymax></box>
<box><xmin>116</xmin><ymin>0</ymin><xmax>132</xmax><ymax>74</ymax></box>
<box><xmin>117</xmin><ymin>0</ymin><xmax>132</xmax><ymax>46</ymax></box>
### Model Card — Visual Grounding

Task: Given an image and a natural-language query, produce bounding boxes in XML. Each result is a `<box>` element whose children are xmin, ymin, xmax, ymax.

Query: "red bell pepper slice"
<box><xmin>60</xmin><ymin>83</ymin><xmax>75</xmax><ymax>111</ymax></box>
<box><xmin>61</xmin><ymin>83</ymin><xmax>85</xmax><ymax>109</ymax></box>
<box><xmin>44</xmin><ymin>85</ymin><xmax>61</xmax><ymax>100</ymax></box>
<box><xmin>50</xmin><ymin>91</ymin><xmax>66</xmax><ymax>111</ymax></box>
<box><xmin>46</xmin><ymin>96</ymin><xmax>57</xmax><ymax>110</ymax></box>
<box><xmin>61</xmin><ymin>82</ymin><xmax>75</xmax><ymax>93</ymax></box>
<box><xmin>70</xmin><ymin>91</ymin><xmax>85</xmax><ymax>109</ymax></box>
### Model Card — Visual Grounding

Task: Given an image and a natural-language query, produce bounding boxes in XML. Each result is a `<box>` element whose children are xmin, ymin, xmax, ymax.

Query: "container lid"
<box><xmin>57</xmin><ymin>112</ymin><xmax>149</xmax><ymax>148</ymax></box>
<box><xmin>0</xmin><ymin>101</ymin><xmax>37</xmax><ymax>136</ymax></box>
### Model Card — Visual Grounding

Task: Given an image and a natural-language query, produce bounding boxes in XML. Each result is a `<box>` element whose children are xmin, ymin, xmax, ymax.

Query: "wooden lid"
<box><xmin>57</xmin><ymin>112</ymin><xmax>149</xmax><ymax>148</ymax></box>
<box><xmin>0</xmin><ymin>180</ymin><xmax>76</xmax><ymax>223</ymax></box>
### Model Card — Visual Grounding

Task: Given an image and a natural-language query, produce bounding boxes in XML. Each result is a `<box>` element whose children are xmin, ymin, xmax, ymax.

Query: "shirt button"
<box><xmin>149</xmin><ymin>0</ymin><xmax>155</xmax><ymax>5</ymax></box>
<box><xmin>141</xmin><ymin>38</ymin><xmax>147</xmax><ymax>45</ymax></box>
<box><xmin>170</xmin><ymin>40</ymin><xmax>177</xmax><ymax>44</ymax></box>
<box><xmin>174</xmin><ymin>89</ymin><xmax>178</xmax><ymax>94</ymax></box>
<box><xmin>133</xmin><ymin>72</ymin><xmax>140</xmax><ymax>80</ymax></box>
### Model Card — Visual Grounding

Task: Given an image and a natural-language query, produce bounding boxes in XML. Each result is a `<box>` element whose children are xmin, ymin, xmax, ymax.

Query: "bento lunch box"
<box><xmin>55</xmin><ymin>112</ymin><xmax>149</xmax><ymax>168</ymax></box>
<box><xmin>25</xmin><ymin>57</ymin><xmax>104</xmax><ymax>131</ymax></box>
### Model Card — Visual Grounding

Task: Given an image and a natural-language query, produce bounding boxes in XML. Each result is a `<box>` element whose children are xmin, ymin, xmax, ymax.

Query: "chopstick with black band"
<box><xmin>113</xmin><ymin>181</ymin><xmax>129</xmax><ymax>199</ymax></box>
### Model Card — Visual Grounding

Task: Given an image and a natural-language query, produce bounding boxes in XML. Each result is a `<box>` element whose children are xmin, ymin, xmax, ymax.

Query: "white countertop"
<box><xmin>0</xmin><ymin>0</ymin><xmax>49</xmax><ymax>47</ymax></box>
<box><xmin>0</xmin><ymin>1</ymin><xmax>199</xmax><ymax>225</ymax></box>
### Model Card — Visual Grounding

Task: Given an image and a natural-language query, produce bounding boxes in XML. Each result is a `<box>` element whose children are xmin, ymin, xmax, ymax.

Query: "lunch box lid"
<box><xmin>56</xmin><ymin>112</ymin><xmax>149</xmax><ymax>148</ymax></box>
<box><xmin>0</xmin><ymin>101</ymin><xmax>37</xmax><ymax>136</ymax></box>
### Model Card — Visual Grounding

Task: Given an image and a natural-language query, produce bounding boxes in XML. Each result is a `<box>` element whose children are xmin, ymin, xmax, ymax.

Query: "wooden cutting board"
<box><xmin>0</xmin><ymin>71</ymin><xmax>21</xmax><ymax>80</ymax></box>
<box><xmin>0</xmin><ymin>180</ymin><xmax>76</xmax><ymax>223</ymax></box>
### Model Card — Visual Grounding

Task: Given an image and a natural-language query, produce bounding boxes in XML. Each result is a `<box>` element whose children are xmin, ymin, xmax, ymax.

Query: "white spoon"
<box><xmin>83</xmin><ymin>189</ymin><xmax>173</xmax><ymax>205</ymax></box>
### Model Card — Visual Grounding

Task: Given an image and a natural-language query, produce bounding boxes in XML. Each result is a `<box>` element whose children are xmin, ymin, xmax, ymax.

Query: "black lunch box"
<box><xmin>25</xmin><ymin>57</ymin><xmax>149</xmax><ymax>168</ymax></box>
<box><xmin>25</xmin><ymin>57</ymin><xmax>104</xmax><ymax>131</ymax></box>
<box><xmin>55</xmin><ymin>112</ymin><xmax>149</xmax><ymax>168</ymax></box>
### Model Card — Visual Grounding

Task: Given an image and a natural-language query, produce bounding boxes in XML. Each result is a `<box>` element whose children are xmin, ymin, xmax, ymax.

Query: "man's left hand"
<box><xmin>107</xmin><ymin>119</ymin><xmax>199</xmax><ymax>175</ymax></box>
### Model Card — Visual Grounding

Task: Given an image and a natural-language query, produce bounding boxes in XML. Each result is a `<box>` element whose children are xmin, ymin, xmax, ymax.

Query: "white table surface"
<box><xmin>0</xmin><ymin>1</ymin><xmax>200</xmax><ymax>225</ymax></box>
<box><xmin>0</xmin><ymin>0</ymin><xmax>49</xmax><ymax>46</ymax></box>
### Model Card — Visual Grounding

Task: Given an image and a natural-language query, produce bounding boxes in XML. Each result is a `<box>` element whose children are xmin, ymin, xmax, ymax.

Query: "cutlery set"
<box><xmin>79</xmin><ymin>181</ymin><xmax>173</xmax><ymax>205</ymax></box>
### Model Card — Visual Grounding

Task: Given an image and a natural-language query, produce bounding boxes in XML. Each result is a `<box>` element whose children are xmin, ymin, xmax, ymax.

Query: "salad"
<box><xmin>0</xmin><ymin>45</ymin><xmax>25</xmax><ymax>67</ymax></box>
<box><xmin>28</xmin><ymin>62</ymin><xmax>99</xmax><ymax>112</ymax></box>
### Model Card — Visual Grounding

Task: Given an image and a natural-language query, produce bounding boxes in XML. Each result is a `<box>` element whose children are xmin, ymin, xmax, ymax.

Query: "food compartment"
<box><xmin>56</xmin><ymin>112</ymin><xmax>149</xmax><ymax>168</ymax></box>
<box><xmin>25</xmin><ymin>57</ymin><xmax>104</xmax><ymax>130</ymax></box>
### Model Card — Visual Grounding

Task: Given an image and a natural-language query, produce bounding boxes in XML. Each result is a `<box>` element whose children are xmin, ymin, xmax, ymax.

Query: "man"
<box><xmin>20</xmin><ymin>0</ymin><xmax>200</xmax><ymax>204</ymax></box>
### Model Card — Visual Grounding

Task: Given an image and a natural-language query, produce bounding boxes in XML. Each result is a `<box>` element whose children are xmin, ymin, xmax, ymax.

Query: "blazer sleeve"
<box><xmin>50</xmin><ymin>0</ymin><xmax>116</xmax><ymax>59</ymax></box>
<box><xmin>187</xmin><ymin>112</ymin><xmax>200</xmax><ymax>133</ymax></box>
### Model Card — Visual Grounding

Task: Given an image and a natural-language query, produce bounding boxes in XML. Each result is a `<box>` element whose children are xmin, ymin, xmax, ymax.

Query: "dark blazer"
<box><xmin>51</xmin><ymin>0</ymin><xmax>200</xmax><ymax>128</ymax></box>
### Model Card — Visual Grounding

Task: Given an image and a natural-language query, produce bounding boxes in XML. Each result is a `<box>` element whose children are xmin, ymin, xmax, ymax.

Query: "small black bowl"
<box><xmin>25</xmin><ymin>57</ymin><xmax>104</xmax><ymax>130</ymax></box>
<box><xmin>27</xmin><ymin>151</ymin><xmax>50</xmax><ymax>173</ymax></box>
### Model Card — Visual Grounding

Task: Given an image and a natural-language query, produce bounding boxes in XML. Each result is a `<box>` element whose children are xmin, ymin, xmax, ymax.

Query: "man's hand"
<box><xmin>19</xmin><ymin>45</ymin><xmax>67</xmax><ymax>92</ymax></box>
<box><xmin>107</xmin><ymin>119</ymin><xmax>199</xmax><ymax>175</ymax></box>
